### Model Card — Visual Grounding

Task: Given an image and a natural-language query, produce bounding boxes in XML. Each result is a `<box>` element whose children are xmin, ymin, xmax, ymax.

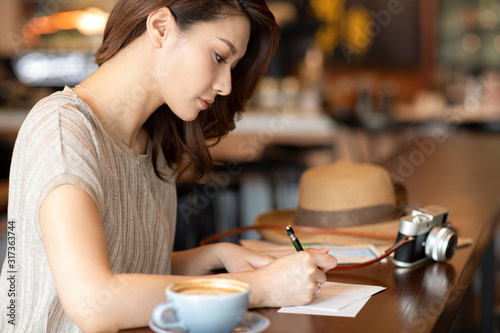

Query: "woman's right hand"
<box><xmin>247</xmin><ymin>248</ymin><xmax>337</xmax><ymax>308</ymax></box>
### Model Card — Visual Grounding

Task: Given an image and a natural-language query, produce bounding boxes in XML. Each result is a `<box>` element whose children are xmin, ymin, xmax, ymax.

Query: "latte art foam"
<box><xmin>177</xmin><ymin>287</ymin><xmax>241</xmax><ymax>295</ymax></box>
<box><xmin>170</xmin><ymin>278</ymin><xmax>249</xmax><ymax>297</ymax></box>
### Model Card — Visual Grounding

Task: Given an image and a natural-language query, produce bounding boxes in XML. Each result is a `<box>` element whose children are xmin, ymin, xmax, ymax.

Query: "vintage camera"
<box><xmin>393</xmin><ymin>205</ymin><xmax>457</xmax><ymax>267</ymax></box>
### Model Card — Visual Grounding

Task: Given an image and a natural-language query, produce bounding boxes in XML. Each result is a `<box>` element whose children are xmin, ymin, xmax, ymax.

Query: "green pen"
<box><xmin>286</xmin><ymin>225</ymin><xmax>304</xmax><ymax>252</ymax></box>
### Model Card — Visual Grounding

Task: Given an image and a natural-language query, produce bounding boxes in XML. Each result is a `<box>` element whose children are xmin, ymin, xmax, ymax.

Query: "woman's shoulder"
<box><xmin>30</xmin><ymin>86</ymin><xmax>92</xmax><ymax>121</ymax></box>
<box><xmin>19</xmin><ymin>87</ymin><xmax>97</xmax><ymax>138</ymax></box>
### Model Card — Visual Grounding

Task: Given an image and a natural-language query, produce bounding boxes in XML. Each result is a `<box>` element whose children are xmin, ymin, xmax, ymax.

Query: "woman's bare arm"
<box><xmin>39</xmin><ymin>185</ymin><xmax>189</xmax><ymax>332</ymax></box>
<box><xmin>40</xmin><ymin>184</ymin><xmax>337</xmax><ymax>332</ymax></box>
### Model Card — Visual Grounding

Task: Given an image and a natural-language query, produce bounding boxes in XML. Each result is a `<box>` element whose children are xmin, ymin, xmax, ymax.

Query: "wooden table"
<box><xmin>124</xmin><ymin>130</ymin><xmax>500</xmax><ymax>333</ymax></box>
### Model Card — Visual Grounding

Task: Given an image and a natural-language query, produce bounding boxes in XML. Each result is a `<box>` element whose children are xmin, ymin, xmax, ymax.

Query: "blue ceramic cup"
<box><xmin>151</xmin><ymin>278</ymin><xmax>250</xmax><ymax>333</ymax></box>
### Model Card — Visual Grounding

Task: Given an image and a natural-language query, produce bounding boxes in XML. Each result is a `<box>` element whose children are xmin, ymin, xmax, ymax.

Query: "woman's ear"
<box><xmin>146</xmin><ymin>7</ymin><xmax>174</xmax><ymax>49</ymax></box>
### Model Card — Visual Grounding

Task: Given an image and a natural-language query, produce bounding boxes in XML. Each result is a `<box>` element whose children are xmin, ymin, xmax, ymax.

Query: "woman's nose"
<box><xmin>212</xmin><ymin>68</ymin><xmax>232</xmax><ymax>96</ymax></box>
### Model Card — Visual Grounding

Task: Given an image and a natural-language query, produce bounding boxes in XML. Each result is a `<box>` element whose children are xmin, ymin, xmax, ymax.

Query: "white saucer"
<box><xmin>149</xmin><ymin>311</ymin><xmax>270</xmax><ymax>333</ymax></box>
<box><xmin>232</xmin><ymin>312</ymin><xmax>270</xmax><ymax>333</ymax></box>
<box><xmin>149</xmin><ymin>319</ymin><xmax>184</xmax><ymax>333</ymax></box>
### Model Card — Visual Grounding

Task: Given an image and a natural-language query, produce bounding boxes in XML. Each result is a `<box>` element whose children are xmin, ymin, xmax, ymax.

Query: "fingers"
<box><xmin>247</xmin><ymin>252</ymin><xmax>275</xmax><ymax>269</ymax></box>
<box><xmin>313</xmin><ymin>269</ymin><xmax>327</xmax><ymax>286</ymax></box>
<box><xmin>292</xmin><ymin>250</ymin><xmax>334</xmax><ymax>294</ymax></box>
<box><xmin>250</xmin><ymin>250</ymin><xmax>335</xmax><ymax>307</ymax></box>
<box><xmin>296</xmin><ymin>249</ymin><xmax>335</xmax><ymax>297</ymax></box>
<box><xmin>216</xmin><ymin>243</ymin><xmax>277</xmax><ymax>272</ymax></box>
<box><xmin>313</xmin><ymin>282</ymin><xmax>323</xmax><ymax>296</ymax></box>
<box><xmin>304</xmin><ymin>248</ymin><xmax>338</xmax><ymax>272</ymax></box>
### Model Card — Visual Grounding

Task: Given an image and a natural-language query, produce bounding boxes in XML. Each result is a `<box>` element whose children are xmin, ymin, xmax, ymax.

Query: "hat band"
<box><xmin>294</xmin><ymin>204</ymin><xmax>400</xmax><ymax>229</ymax></box>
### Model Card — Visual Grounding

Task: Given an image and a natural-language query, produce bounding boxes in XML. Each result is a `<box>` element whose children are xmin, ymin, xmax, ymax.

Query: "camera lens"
<box><xmin>425</xmin><ymin>227</ymin><xmax>458</xmax><ymax>262</ymax></box>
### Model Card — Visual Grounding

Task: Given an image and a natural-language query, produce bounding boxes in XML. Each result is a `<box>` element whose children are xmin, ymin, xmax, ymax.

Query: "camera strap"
<box><xmin>200</xmin><ymin>225</ymin><xmax>414</xmax><ymax>271</ymax></box>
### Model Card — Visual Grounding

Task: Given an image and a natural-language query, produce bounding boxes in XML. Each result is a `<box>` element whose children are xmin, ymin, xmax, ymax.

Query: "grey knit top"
<box><xmin>0</xmin><ymin>87</ymin><xmax>176</xmax><ymax>332</ymax></box>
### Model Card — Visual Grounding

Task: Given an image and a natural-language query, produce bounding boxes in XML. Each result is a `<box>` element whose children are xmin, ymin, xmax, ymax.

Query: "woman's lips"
<box><xmin>199</xmin><ymin>98</ymin><xmax>213</xmax><ymax>110</ymax></box>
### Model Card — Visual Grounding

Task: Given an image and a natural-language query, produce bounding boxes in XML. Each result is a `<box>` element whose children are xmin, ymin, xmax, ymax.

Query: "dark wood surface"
<box><xmin>123</xmin><ymin>130</ymin><xmax>500</xmax><ymax>333</ymax></box>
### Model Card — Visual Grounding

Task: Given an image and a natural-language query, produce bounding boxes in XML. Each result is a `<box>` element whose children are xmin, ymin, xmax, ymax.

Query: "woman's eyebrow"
<box><xmin>218</xmin><ymin>37</ymin><xmax>236</xmax><ymax>54</ymax></box>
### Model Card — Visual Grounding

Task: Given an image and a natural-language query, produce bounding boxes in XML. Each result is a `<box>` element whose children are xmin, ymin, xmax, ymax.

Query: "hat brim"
<box><xmin>255</xmin><ymin>209</ymin><xmax>400</xmax><ymax>246</ymax></box>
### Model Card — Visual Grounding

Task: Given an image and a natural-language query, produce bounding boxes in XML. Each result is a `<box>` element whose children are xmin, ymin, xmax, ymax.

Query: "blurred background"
<box><xmin>0</xmin><ymin>0</ymin><xmax>500</xmax><ymax>330</ymax></box>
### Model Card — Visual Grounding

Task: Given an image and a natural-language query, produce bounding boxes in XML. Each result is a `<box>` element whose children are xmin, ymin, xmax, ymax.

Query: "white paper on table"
<box><xmin>279</xmin><ymin>296</ymin><xmax>371</xmax><ymax>318</ymax></box>
<box><xmin>278</xmin><ymin>282</ymin><xmax>386</xmax><ymax>317</ymax></box>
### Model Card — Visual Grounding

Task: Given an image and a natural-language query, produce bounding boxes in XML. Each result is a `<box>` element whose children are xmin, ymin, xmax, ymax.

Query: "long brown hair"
<box><xmin>95</xmin><ymin>0</ymin><xmax>280</xmax><ymax>180</ymax></box>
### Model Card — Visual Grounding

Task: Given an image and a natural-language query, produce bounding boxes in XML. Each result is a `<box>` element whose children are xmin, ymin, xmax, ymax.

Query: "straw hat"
<box><xmin>255</xmin><ymin>160</ymin><xmax>407</xmax><ymax>245</ymax></box>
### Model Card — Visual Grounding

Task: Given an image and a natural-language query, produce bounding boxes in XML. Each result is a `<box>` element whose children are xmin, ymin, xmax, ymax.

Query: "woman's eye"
<box><xmin>215</xmin><ymin>52</ymin><xmax>227</xmax><ymax>64</ymax></box>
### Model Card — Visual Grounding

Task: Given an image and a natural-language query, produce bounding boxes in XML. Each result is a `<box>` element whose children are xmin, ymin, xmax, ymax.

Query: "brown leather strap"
<box><xmin>200</xmin><ymin>225</ymin><xmax>412</xmax><ymax>271</ymax></box>
<box><xmin>329</xmin><ymin>235</ymin><xmax>413</xmax><ymax>271</ymax></box>
<box><xmin>200</xmin><ymin>224</ymin><xmax>397</xmax><ymax>246</ymax></box>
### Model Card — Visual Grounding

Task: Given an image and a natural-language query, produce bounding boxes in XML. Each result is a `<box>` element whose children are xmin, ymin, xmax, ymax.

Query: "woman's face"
<box><xmin>155</xmin><ymin>14</ymin><xmax>251</xmax><ymax>121</ymax></box>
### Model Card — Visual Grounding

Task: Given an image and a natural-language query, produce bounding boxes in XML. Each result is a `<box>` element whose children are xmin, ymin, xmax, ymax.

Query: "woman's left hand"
<box><xmin>215</xmin><ymin>243</ymin><xmax>275</xmax><ymax>272</ymax></box>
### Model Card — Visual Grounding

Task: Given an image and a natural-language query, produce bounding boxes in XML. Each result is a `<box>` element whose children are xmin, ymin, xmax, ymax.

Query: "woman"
<box><xmin>0</xmin><ymin>0</ymin><xmax>337</xmax><ymax>332</ymax></box>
